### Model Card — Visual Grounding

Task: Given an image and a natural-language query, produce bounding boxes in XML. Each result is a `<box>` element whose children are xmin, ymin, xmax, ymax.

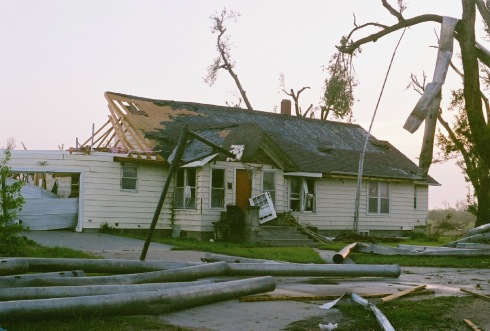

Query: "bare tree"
<box><xmin>204</xmin><ymin>8</ymin><xmax>253</xmax><ymax>110</ymax></box>
<box><xmin>278</xmin><ymin>73</ymin><xmax>314</xmax><ymax>117</ymax></box>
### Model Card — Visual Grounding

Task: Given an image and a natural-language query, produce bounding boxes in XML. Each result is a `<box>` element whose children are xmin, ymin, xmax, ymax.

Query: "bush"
<box><xmin>0</xmin><ymin>143</ymin><xmax>26</xmax><ymax>256</ymax></box>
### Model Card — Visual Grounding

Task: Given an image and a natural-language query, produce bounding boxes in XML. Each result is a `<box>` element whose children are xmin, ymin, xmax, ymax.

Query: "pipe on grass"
<box><xmin>0</xmin><ymin>280</ymin><xmax>214</xmax><ymax>301</ymax></box>
<box><xmin>227</xmin><ymin>263</ymin><xmax>401</xmax><ymax>278</ymax></box>
<box><xmin>0</xmin><ymin>259</ymin><xmax>29</xmax><ymax>276</ymax></box>
<box><xmin>0</xmin><ymin>276</ymin><xmax>276</xmax><ymax>320</ymax></box>
<box><xmin>18</xmin><ymin>257</ymin><xmax>199</xmax><ymax>273</ymax></box>
<box><xmin>4</xmin><ymin>261</ymin><xmax>229</xmax><ymax>287</ymax></box>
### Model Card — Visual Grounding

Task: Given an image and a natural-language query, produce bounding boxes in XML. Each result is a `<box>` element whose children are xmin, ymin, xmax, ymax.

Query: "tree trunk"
<box><xmin>475</xmin><ymin>173</ymin><xmax>490</xmax><ymax>227</ymax></box>
<box><xmin>460</xmin><ymin>0</ymin><xmax>490</xmax><ymax>168</ymax></box>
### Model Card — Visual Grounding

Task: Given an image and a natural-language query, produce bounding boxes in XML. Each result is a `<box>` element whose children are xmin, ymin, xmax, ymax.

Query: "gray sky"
<box><xmin>0</xmin><ymin>1</ymin><xmax>471</xmax><ymax>209</ymax></box>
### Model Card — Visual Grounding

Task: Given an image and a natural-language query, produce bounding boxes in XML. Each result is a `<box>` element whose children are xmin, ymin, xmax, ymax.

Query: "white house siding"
<box><xmin>9</xmin><ymin>151</ymin><xmax>173</xmax><ymax>232</ymax></box>
<box><xmin>281</xmin><ymin>177</ymin><xmax>428</xmax><ymax>234</ymax></box>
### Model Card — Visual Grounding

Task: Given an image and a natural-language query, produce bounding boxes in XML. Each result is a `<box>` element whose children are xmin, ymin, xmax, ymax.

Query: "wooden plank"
<box><xmin>380</xmin><ymin>285</ymin><xmax>427</xmax><ymax>303</ymax></box>
<box><xmin>464</xmin><ymin>318</ymin><xmax>482</xmax><ymax>331</ymax></box>
<box><xmin>460</xmin><ymin>288</ymin><xmax>490</xmax><ymax>302</ymax></box>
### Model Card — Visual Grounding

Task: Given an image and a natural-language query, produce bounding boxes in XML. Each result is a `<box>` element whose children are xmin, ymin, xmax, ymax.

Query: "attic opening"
<box><xmin>120</xmin><ymin>101</ymin><xmax>148</xmax><ymax>117</ymax></box>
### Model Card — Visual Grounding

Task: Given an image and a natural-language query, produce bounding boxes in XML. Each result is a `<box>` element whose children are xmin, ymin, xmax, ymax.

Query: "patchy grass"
<box><xmin>20</xmin><ymin>240</ymin><xmax>99</xmax><ymax>259</ymax></box>
<box><xmin>149</xmin><ymin>236</ymin><xmax>325</xmax><ymax>264</ymax></box>
<box><xmin>285</xmin><ymin>296</ymin><xmax>489</xmax><ymax>331</ymax></box>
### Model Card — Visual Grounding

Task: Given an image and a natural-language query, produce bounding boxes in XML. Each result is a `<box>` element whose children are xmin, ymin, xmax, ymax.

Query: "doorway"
<box><xmin>235</xmin><ymin>169</ymin><xmax>251</xmax><ymax>211</ymax></box>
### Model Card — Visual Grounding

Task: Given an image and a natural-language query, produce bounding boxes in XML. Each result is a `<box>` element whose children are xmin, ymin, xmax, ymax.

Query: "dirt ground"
<box><xmin>23</xmin><ymin>231</ymin><xmax>490</xmax><ymax>330</ymax></box>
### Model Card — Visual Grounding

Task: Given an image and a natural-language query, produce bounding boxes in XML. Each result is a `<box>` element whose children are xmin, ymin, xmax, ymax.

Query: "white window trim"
<box><xmin>367</xmin><ymin>181</ymin><xmax>391</xmax><ymax>215</ymax></box>
<box><xmin>174</xmin><ymin>168</ymin><xmax>197</xmax><ymax>210</ymax></box>
<box><xmin>121</xmin><ymin>165</ymin><xmax>138</xmax><ymax>192</ymax></box>
<box><xmin>210</xmin><ymin>166</ymin><xmax>226</xmax><ymax>210</ymax></box>
<box><xmin>261</xmin><ymin>170</ymin><xmax>276</xmax><ymax>204</ymax></box>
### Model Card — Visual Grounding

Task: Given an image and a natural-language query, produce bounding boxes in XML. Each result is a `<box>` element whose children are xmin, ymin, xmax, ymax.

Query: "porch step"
<box><xmin>252</xmin><ymin>225</ymin><xmax>319</xmax><ymax>247</ymax></box>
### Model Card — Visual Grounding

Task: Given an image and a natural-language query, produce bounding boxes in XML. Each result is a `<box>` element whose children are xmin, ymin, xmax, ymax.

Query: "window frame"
<box><xmin>121</xmin><ymin>165</ymin><xmax>138</xmax><ymax>191</ymax></box>
<box><xmin>210</xmin><ymin>167</ymin><xmax>226</xmax><ymax>209</ymax></box>
<box><xmin>262</xmin><ymin>170</ymin><xmax>276</xmax><ymax>205</ymax></box>
<box><xmin>174</xmin><ymin>168</ymin><xmax>197</xmax><ymax>209</ymax></box>
<box><xmin>288</xmin><ymin>177</ymin><xmax>316</xmax><ymax>213</ymax></box>
<box><xmin>367</xmin><ymin>181</ymin><xmax>390</xmax><ymax>214</ymax></box>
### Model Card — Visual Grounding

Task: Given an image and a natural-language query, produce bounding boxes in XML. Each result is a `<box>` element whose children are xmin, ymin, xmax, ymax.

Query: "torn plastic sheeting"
<box><xmin>350</xmin><ymin>293</ymin><xmax>395</xmax><ymax>331</ymax></box>
<box><xmin>319</xmin><ymin>293</ymin><xmax>344</xmax><ymax>310</ymax></box>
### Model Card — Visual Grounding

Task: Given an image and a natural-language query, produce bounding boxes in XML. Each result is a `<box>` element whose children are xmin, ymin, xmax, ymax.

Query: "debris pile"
<box><xmin>0</xmin><ymin>256</ymin><xmax>402</xmax><ymax>321</ymax></box>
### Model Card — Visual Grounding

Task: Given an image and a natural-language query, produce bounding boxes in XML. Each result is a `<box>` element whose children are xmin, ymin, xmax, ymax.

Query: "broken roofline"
<box><xmin>100</xmin><ymin>91</ymin><xmax>438</xmax><ymax>184</ymax></box>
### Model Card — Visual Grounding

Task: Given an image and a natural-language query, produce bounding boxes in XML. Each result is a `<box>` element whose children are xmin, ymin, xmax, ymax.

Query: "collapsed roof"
<box><xmin>83</xmin><ymin>91</ymin><xmax>437</xmax><ymax>185</ymax></box>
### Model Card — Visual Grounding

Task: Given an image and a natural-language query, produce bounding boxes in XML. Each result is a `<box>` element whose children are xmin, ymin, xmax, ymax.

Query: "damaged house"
<box><xmin>7</xmin><ymin>92</ymin><xmax>438</xmax><ymax>239</ymax></box>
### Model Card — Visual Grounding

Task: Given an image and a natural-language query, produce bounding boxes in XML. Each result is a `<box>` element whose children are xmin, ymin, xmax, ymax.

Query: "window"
<box><xmin>262</xmin><ymin>171</ymin><xmax>275</xmax><ymax>204</ymax></box>
<box><xmin>174</xmin><ymin>168</ymin><xmax>196</xmax><ymax>209</ymax></box>
<box><xmin>211</xmin><ymin>168</ymin><xmax>225</xmax><ymax>208</ymax></box>
<box><xmin>414</xmin><ymin>185</ymin><xmax>418</xmax><ymax>209</ymax></box>
<box><xmin>121</xmin><ymin>165</ymin><xmax>137</xmax><ymax>191</ymax></box>
<box><xmin>368</xmin><ymin>182</ymin><xmax>390</xmax><ymax>214</ymax></box>
<box><xmin>288</xmin><ymin>177</ymin><xmax>315</xmax><ymax>212</ymax></box>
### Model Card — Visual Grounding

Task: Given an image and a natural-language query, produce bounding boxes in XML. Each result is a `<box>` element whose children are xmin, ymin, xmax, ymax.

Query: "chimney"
<box><xmin>280</xmin><ymin>99</ymin><xmax>291</xmax><ymax>116</ymax></box>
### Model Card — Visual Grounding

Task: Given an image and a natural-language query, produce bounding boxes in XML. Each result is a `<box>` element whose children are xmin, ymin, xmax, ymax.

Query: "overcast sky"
<box><xmin>0</xmin><ymin>1</ymin><xmax>474</xmax><ymax>209</ymax></box>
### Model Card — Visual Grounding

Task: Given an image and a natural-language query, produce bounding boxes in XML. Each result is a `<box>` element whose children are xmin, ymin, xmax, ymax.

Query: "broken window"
<box><xmin>211</xmin><ymin>168</ymin><xmax>225</xmax><ymax>208</ymax></box>
<box><xmin>368</xmin><ymin>182</ymin><xmax>390</xmax><ymax>214</ymax></box>
<box><xmin>121</xmin><ymin>165</ymin><xmax>138</xmax><ymax>191</ymax></box>
<box><xmin>262</xmin><ymin>171</ymin><xmax>275</xmax><ymax>204</ymax></box>
<box><xmin>288</xmin><ymin>177</ymin><xmax>315</xmax><ymax>212</ymax></box>
<box><xmin>174</xmin><ymin>168</ymin><xmax>196</xmax><ymax>209</ymax></box>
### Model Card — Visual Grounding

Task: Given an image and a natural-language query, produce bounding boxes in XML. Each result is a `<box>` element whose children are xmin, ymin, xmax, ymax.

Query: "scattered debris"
<box><xmin>380</xmin><ymin>285</ymin><xmax>427</xmax><ymax>303</ymax></box>
<box><xmin>318</xmin><ymin>322</ymin><xmax>338</xmax><ymax>330</ymax></box>
<box><xmin>319</xmin><ymin>294</ymin><xmax>344</xmax><ymax>310</ymax></box>
<box><xmin>241</xmin><ymin>293</ymin><xmax>391</xmax><ymax>302</ymax></box>
<box><xmin>350</xmin><ymin>293</ymin><xmax>395</xmax><ymax>331</ymax></box>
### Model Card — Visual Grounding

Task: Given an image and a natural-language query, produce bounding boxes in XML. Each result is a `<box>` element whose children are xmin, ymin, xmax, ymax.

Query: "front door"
<box><xmin>235</xmin><ymin>169</ymin><xmax>252</xmax><ymax>211</ymax></box>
